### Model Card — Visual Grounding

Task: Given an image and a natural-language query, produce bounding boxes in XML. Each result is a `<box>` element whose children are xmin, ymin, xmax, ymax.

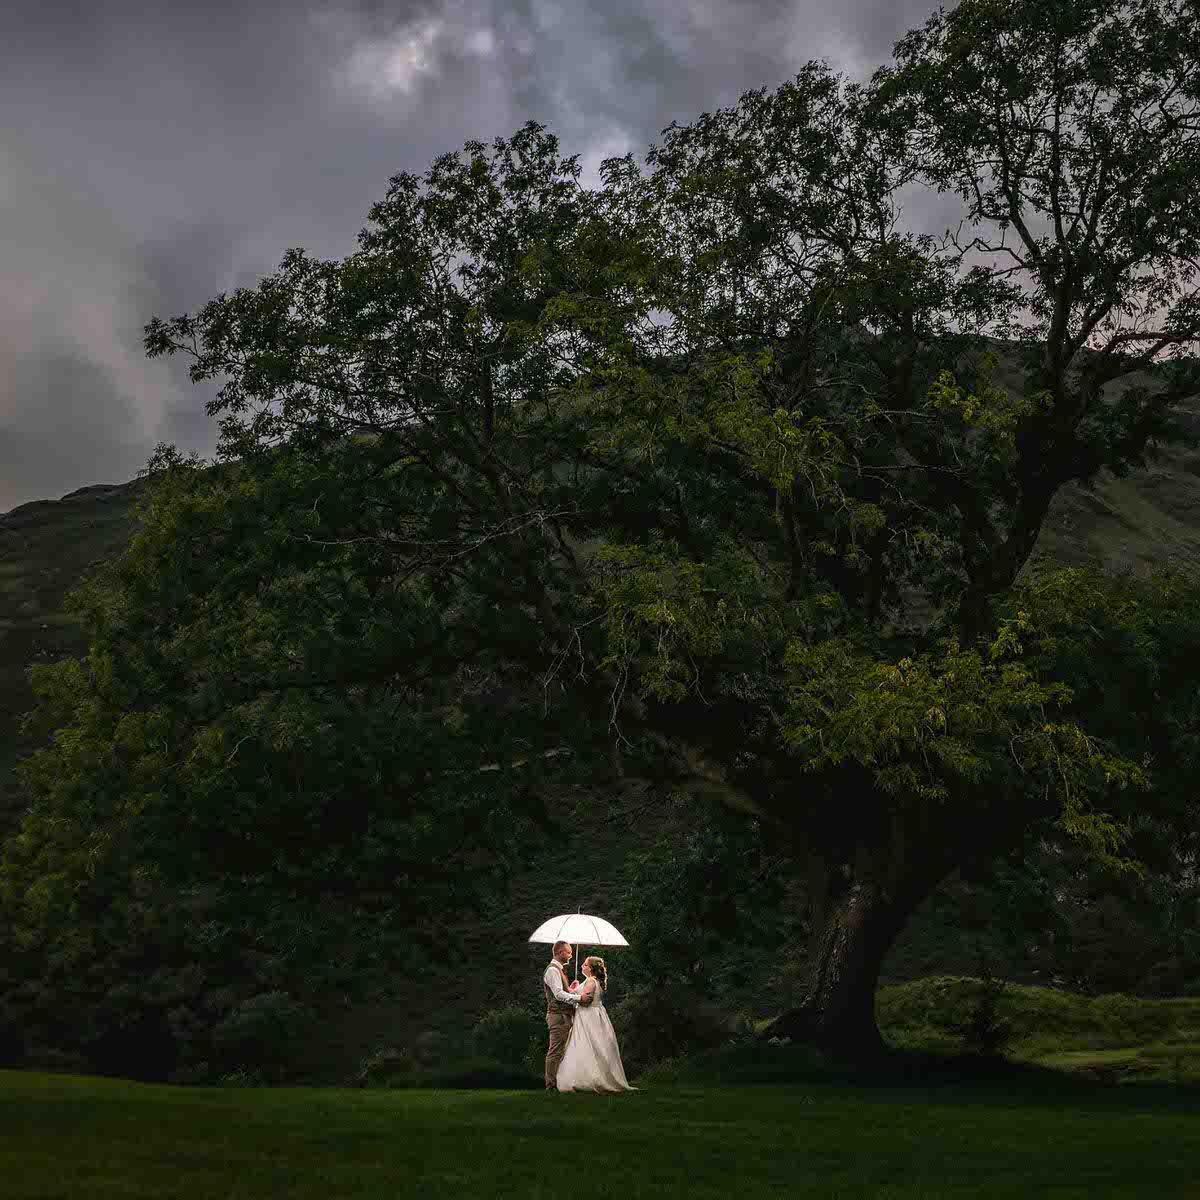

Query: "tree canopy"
<box><xmin>5</xmin><ymin>0</ymin><xmax>1200</xmax><ymax>1061</ymax></box>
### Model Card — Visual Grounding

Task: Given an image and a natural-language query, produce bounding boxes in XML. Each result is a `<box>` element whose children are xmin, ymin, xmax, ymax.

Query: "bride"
<box><xmin>556</xmin><ymin>956</ymin><xmax>638</xmax><ymax>1093</ymax></box>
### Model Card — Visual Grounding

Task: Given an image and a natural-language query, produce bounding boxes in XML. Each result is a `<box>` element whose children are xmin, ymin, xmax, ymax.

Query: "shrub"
<box><xmin>1087</xmin><ymin>992</ymin><xmax>1173</xmax><ymax>1042</ymax></box>
<box><xmin>210</xmin><ymin>990</ymin><xmax>317</xmax><ymax>1083</ymax></box>
<box><xmin>522</xmin><ymin>1031</ymin><xmax>547</xmax><ymax>1081</ymax></box>
<box><xmin>214</xmin><ymin>1066</ymin><xmax>270</xmax><ymax>1087</ymax></box>
<box><xmin>608</xmin><ymin>988</ymin><xmax>733</xmax><ymax>1078</ymax></box>
<box><xmin>878</xmin><ymin>974</ymin><xmax>1200</xmax><ymax>1052</ymax></box>
<box><xmin>727</xmin><ymin>1012</ymin><xmax>757</xmax><ymax>1044</ymax></box>
<box><xmin>410</xmin><ymin>1030</ymin><xmax>450</xmax><ymax>1069</ymax></box>
<box><xmin>879</xmin><ymin>976</ymin><xmax>1079</xmax><ymax>1041</ymax></box>
<box><xmin>471</xmin><ymin>1005</ymin><xmax>542</xmax><ymax>1068</ymax></box>
<box><xmin>881</xmin><ymin>1023</ymin><xmax>963</xmax><ymax>1055</ymax></box>
<box><xmin>1142</xmin><ymin>956</ymin><xmax>1196</xmax><ymax>998</ymax></box>
<box><xmin>353</xmin><ymin>1045</ymin><xmax>419</xmax><ymax>1088</ymax></box>
<box><xmin>936</xmin><ymin>968</ymin><xmax>1016</xmax><ymax>1058</ymax></box>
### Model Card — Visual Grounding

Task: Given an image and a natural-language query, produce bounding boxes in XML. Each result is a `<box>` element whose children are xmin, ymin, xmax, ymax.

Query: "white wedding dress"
<box><xmin>556</xmin><ymin>981</ymin><xmax>638</xmax><ymax>1093</ymax></box>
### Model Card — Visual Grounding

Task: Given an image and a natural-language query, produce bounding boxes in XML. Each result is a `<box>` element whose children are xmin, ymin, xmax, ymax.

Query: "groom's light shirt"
<box><xmin>543</xmin><ymin>962</ymin><xmax>582</xmax><ymax>1008</ymax></box>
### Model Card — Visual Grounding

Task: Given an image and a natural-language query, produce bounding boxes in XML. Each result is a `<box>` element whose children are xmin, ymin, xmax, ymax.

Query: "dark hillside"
<box><xmin>0</xmin><ymin>478</ymin><xmax>156</xmax><ymax>827</ymax></box>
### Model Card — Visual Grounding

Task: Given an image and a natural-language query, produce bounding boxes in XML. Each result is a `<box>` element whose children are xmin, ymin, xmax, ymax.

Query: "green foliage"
<box><xmin>923</xmin><ymin>351</ymin><xmax>1053</xmax><ymax>448</ymax></box>
<box><xmin>879</xmin><ymin>976</ymin><xmax>1070</xmax><ymax>1041</ymax></box>
<box><xmin>780</xmin><ymin>619</ymin><xmax>1148</xmax><ymax>867</ymax></box>
<box><xmin>999</xmin><ymin>562</ymin><xmax>1200</xmax><ymax>845</ymax></box>
<box><xmin>615</xmin><ymin>790</ymin><xmax>805</xmax><ymax>1000</ymax></box>
<box><xmin>5</xmin><ymin>0</ymin><xmax>1200</xmax><ymax>1076</ymax></box>
<box><xmin>929</xmin><ymin>957</ymin><xmax>1017</xmax><ymax>1057</ymax></box>
<box><xmin>16</xmin><ymin>441</ymin><xmax>582</xmax><ymax>913</ymax></box>
<box><xmin>353</xmin><ymin>1045</ymin><xmax>420</xmax><ymax>1088</ymax></box>
<box><xmin>0</xmin><ymin>430</ymin><xmax>609</xmax><ymax>1080</ymax></box>
<box><xmin>586</xmin><ymin>530</ymin><xmax>785</xmax><ymax>706</ymax></box>
<box><xmin>0</xmin><ymin>724</ymin><xmax>447</xmax><ymax>1087</ymax></box>
<box><xmin>606</xmin><ymin>988</ymin><xmax>733</xmax><ymax>1078</ymax></box>
<box><xmin>876</xmin><ymin>976</ymin><xmax>1200</xmax><ymax>1049</ymax></box>
<box><xmin>470</xmin><ymin>1004</ymin><xmax>542</xmax><ymax>1069</ymax></box>
<box><xmin>210</xmin><ymin>991</ymin><xmax>319</xmax><ymax>1083</ymax></box>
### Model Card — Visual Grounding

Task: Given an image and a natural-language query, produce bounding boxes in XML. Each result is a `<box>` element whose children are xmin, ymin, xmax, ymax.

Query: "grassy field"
<box><xmin>2</xmin><ymin>1061</ymin><xmax>1197</xmax><ymax>1200</ymax></box>
<box><xmin>9</xmin><ymin>977</ymin><xmax>1200</xmax><ymax>1200</ymax></box>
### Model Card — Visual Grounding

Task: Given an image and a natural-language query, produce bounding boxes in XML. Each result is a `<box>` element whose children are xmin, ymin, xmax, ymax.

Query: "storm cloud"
<box><xmin>1</xmin><ymin>0</ymin><xmax>1008</xmax><ymax>514</ymax></box>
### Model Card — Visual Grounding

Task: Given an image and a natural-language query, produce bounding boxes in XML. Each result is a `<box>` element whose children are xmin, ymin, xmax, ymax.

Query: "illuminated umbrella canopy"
<box><xmin>529</xmin><ymin>912</ymin><xmax>629</xmax><ymax>984</ymax></box>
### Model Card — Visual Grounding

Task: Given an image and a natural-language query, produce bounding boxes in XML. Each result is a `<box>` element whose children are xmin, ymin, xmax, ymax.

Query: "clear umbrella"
<box><xmin>528</xmin><ymin>910</ymin><xmax>629</xmax><ymax>985</ymax></box>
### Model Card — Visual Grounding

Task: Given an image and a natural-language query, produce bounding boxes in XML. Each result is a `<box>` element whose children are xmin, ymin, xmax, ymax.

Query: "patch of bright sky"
<box><xmin>341</xmin><ymin>17</ymin><xmax>446</xmax><ymax>101</ymax></box>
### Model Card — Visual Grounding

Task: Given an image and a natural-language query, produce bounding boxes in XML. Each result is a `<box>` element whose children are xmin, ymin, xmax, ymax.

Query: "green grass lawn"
<box><xmin>2</xmin><ymin>1067</ymin><xmax>1197</xmax><ymax>1199</ymax></box>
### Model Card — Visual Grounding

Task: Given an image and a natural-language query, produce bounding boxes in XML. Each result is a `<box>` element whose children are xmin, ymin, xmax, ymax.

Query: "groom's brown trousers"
<box><xmin>544</xmin><ymin>1011</ymin><xmax>573</xmax><ymax>1089</ymax></box>
<box><xmin>544</xmin><ymin>960</ymin><xmax>577</xmax><ymax>1089</ymax></box>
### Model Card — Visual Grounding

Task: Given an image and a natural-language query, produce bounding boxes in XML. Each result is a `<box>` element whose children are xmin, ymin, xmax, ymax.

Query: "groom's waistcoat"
<box><xmin>543</xmin><ymin>962</ymin><xmax>575</xmax><ymax>1018</ymax></box>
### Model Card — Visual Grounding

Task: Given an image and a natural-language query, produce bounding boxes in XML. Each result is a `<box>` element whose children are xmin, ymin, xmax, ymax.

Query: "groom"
<box><xmin>543</xmin><ymin>940</ymin><xmax>593</xmax><ymax>1090</ymax></box>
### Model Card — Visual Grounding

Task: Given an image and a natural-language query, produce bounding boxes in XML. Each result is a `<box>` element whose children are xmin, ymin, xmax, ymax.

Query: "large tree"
<box><xmin>8</xmin><ymin>0</ymin><xmax>1200</xmax><ymax>1063</ymax></box>
<box><xmin>490</xmin><ymin>0</ymin><xmax>1200</xmax><ymax>1049</ymax></box>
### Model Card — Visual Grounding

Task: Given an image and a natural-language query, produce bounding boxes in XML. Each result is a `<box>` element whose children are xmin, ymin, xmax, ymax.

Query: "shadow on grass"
<box><xmin>633</xmin><ymin>1039</ymin><xmax>1197</xmax><ymax>1112</ymax></box>
<box><xmin>352</xmin><ymin>1057</ymin><xmax>543</xmax><ymax>1091</ymax></box>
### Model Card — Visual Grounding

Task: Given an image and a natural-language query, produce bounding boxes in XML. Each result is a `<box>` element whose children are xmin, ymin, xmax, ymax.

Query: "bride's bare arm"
<box><xmin>578</xmin><ymin>980</ymin><xmax>597</xmax><ymax>1006</ymax></box>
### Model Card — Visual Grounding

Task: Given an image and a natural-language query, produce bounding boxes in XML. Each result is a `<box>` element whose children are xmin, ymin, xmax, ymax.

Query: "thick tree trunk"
<box><xmin>760</xmin><ymin>839</ymin><xmax>955</xmax><ymax>1062</ymax></box>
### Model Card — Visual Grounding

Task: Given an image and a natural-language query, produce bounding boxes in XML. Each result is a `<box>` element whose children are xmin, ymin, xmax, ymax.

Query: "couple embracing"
<box><xmin>542</xmin><ymin>940</ymin><xmax>637</xmax><ymax>1093</ymax></box>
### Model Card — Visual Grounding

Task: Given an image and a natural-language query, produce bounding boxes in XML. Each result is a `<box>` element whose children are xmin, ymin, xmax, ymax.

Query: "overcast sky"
<box><xmin>0</xmin><ymin>0</ymin><xmax>980</xmax><ymax>515</ymax></box>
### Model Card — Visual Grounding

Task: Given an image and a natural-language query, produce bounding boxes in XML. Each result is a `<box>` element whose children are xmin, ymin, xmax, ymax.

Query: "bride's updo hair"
<box><xmin>584</xmin><ymin>956</ymin><xmax>607</xmax><ymax>990</ymax></box>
